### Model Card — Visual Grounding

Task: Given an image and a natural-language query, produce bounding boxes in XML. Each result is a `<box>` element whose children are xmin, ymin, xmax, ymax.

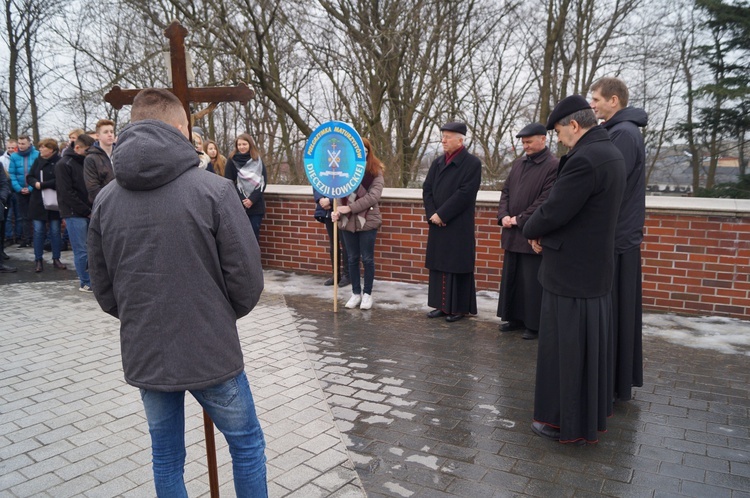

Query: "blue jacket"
<box><xmin>9</xmin><ymin>146</ymin><xmax>40</xmax><ymax>192</ymax></box>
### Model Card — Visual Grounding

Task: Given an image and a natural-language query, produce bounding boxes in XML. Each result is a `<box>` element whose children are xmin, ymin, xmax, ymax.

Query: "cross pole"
<box><xmin>104</xmin><ymin>20</ymin><xmax>256</xmax><ymax>498</ymax></box>
<box><xmin>104</xmin><ymin>20</ymin><xmax>255</xmax><ymax>140</ymax></box>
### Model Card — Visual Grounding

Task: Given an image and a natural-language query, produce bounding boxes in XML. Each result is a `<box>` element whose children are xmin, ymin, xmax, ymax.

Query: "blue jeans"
<box><xmin>341</xmin><ymin>229</ymin><xmax>377</xmax><ymax>295</ymax></box>
<box><xmin>65</xmin><ymin>217</ymin><xmax>90</xmax><ymax>287</ymax></box>
<box><xmin>4</xmin><ymin>194</ymin><xmax>20</xmax><ymax>239</ymax></box>
<box><xmin>140</xmin><ymin>372</ymin><xmax>267</xmax><ymax>497</ymax></box>
<box><xmin>33</xmin><ymin>218</ymin><xmax>61</xmax><ymax>260</ymax></box>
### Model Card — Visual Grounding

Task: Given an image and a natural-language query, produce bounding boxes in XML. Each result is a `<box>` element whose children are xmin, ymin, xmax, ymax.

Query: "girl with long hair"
<box><xmin>224</xmin><ymin>133</ymin><xmax>267</xmax><ymax>242</ymax></box>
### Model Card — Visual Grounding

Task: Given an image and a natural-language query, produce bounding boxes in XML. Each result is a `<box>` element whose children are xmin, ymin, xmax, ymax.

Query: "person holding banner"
<box><xmin>423</xmin><ymin>122</ymin><xmax>482</xmax><ymax>322</ymax></box>
<box><xmin>332</xmin><ymin>138</ymin><xmax>384</xmax><ymax>310</ymax></box>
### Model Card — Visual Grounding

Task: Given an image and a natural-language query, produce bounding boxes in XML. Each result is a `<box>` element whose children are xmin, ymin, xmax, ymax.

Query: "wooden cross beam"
<box><xmin>104</xmin><ymin>20</ymin><xmax>255</xmax><ymax>137</ymax></box>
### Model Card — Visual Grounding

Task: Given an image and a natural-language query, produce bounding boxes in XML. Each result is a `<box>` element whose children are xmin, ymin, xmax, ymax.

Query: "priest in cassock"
<box><xmin>422</xmin><ymin>122</ymin><xmax>482</xmax><ymax>323</ymax></box>
<box><xmin>522</xmin><ymin>95</ymin><xmax>625</xmax><ymax>444</ymax></box>
<box><xmin>496</xmin><ymin>123</ymin><xmax>558</xmax><ymax>340</ymax></box>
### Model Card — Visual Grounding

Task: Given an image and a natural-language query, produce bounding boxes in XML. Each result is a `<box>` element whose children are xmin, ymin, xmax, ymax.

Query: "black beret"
<box><xmin>516</xmin><ymin>123</ymin><xmax>547</xmax><ymax>138</ymax></box>
<box><xmin>440</xmin><ymin>122</ymin><xmax>468</xmax><ymax>135</ymax></box>
<box><xmin>545</xmin><ymin>95</ymin><xmax>591</xmax><ymax>130</ymax></box>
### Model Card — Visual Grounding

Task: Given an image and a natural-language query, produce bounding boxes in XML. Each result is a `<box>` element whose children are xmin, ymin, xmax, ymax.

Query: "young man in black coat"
<box><xmin>496</xmin><ymin>123</ymin><xmax>558</xmax><ymax>340</ymax></box>
<box><xmin>523</xmin><ymin>95</ymin><xmax>626</xmax><ymax>444</ymax></box>
<box><xmin>590</xmin><ymin>77</ymin><xmax>648</xmax><ymax>402</ymax></box>
<box><xmin>423</xmin><ymin>122</ymin><xmax>482</xmax><ymax>323</ymax></box>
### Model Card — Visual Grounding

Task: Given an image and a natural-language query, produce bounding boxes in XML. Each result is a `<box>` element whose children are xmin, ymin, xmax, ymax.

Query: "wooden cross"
<box><xmin>104</xmin><ymin>19</ymin><xmax>255</xmax><ymax>138</ymax></box>
<box><xmin>104</xmin><ymin>20</ymin><xmax>255</xmax><ymax>498</ymax></box>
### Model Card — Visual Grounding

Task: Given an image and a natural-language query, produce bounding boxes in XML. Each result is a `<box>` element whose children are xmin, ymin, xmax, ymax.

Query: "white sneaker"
<box><xmin>360</xmin><ymin>293</ymin><xmax>373</xmax><ymax>310</ymax></box>
<box><xmin>345</xmin><ymin>294</ymin><xmax>362</xmax><ymax>309</ymax></box>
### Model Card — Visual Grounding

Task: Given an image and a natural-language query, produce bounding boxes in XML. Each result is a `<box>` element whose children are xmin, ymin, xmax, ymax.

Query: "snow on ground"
<box><xmin>264</xmin><ymin>269</ymin><xmax>750</xmax><ymax>357</ymax></box>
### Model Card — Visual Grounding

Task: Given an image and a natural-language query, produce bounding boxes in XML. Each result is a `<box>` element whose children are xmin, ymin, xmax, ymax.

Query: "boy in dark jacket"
<box><xmin>88</xmin><ymin>88</ymin><xmax>267</xmax><ymax>496</ymax></box>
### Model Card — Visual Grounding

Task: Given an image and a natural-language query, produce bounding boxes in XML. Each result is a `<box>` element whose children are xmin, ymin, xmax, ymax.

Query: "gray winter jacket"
<box><xmin>88</xmin><ymin>119</ymin><xmax>263</xmax><ymax>391</ymax></box>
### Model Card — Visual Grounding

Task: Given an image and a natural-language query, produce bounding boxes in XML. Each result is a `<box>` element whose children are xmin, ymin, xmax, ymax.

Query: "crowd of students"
<box><xmin>0</xmin><ymin>124</ymin><xmax>268</xmax><ymax>288</ymax></box>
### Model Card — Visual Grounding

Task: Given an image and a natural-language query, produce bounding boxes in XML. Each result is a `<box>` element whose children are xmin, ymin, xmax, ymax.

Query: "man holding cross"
<box><xmin>88</xmin><ymin>88</ymin><xmax>267</xmax><ymax>496</ymax></box>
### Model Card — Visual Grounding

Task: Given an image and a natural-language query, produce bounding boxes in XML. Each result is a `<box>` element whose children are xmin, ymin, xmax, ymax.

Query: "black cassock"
<box><xmin>612</xmin><ymin>247</ymin><xmax>644</xmax><ymax>400</ymax></box>
<box><xmin>522</xmin><ymin>126</ymin><xmax>625</xmax><ymax>443</ymax></box>
<box><xmin>423</xmin><ymin>147</ymin><xmax>482</xmax><ymax>315</ymax></box>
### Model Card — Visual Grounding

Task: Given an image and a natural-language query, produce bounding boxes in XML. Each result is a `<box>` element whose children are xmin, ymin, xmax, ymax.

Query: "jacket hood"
<box><xmin>604</xmin><ymin>107</ymin><xmax>648</xmax><ymax>129</ymax></box>
<box><xmin>112</xmin><ymin>119</ymin><xmax>198</xmax><ymax>191</ymax></box>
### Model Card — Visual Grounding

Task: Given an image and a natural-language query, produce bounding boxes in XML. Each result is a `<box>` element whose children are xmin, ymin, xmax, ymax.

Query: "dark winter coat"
<box><xmin>522</xmin><ymin>126</ymin><xmax>625</xmax><ymax>298</ymax></box>
<box><xmin>497</xmin><ymin>147</ymin><xmax>558</xmax><ymax>254</ymax></box>
<box><xmin>423</xmin><ymin>147</ymin><xmax>482</xmax><ymax>274</ymax></box>
<box><xmin>602</xmin><ymin>107</ymin><xmax>648</xmax><ymax>253</ymax></box>
<box><xmin>26</xmin><ymin>153</ymin><xmax>61</xmax><ymax>221</ymax></box>
<box><xmin>88</xmin><ymin>119</ymin><xmax>264</xmax><ymax>392</ymax></box>
<box><xmin>313</xmin><ymin>188</ymin><xmax>335</xmax><ymax>222</ymax></box>
<box><xmin>224</xmin><ymin>154</ymin><xmax>267</xmax><ymax>216</ymax></box>
<box><xmin>55</xmin><ymin>147</ymin><xmax>92</xmax><ymax>218</ymax></box>
<box><xmin>83</xmin><ymin>144</ymin><xmax>114</xmax><ymax>204</ymax></box>
<box><xmin>0</xmin><ymin>166</ymin><xmax>10</xmax><ymax>207</ymax></box>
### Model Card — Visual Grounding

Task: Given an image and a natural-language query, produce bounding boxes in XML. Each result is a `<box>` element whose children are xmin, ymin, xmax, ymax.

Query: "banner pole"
<box><xmin>333</xmin><ymin>198</ymin><xmax>339</xmax><ymax>313</ymax></box>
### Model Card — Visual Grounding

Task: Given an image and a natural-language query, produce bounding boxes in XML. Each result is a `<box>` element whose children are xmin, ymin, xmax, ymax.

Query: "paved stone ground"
<box><xmin>1</xmin><ymin>250</ymin><xmax>749</xmax><ymax>497</ymax></box>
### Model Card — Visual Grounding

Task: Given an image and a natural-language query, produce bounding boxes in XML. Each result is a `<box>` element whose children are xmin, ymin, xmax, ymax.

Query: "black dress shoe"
<box><xmin>35</xmin><ymin>260</ymin><xmax>43</xmax><ymax>273</ymax></box>
<box><xmin>1</xmin><ymin>251</ymin><xmax>8</xmax><ymax>260</ymax></box>
<box><xmin>0</xmin><ymin>263</ymin><xmax>17</xmax><ymax>273</ymax></box>
<box><xmin>426</xmin><ymin>309</ymin><xmax>445</xmax><ymax>318</ymax></box>
<box><xmin>445</xmin><ymin>313</ymin><xmax>465</xmax><ymax>323</ymax></box>
<box><xmin>18</xmin><ymin>242</ymin><xmax>29</xmax><ymax>248</ymax></box>
<box><xmin>499</xmin><ymin>320</ymin><xmax>524</xmax><ymax>332</ymax></box>
<box><xmin>522</xmin><ymin>329</ymin><xmax>538</xmax><ymax>340</ymax></box>
<box><xmin>531</xmin><ymin>421</ymin><xmax>560</xmax><ymax>441</ymax></box>
<box><xmin>338</xmin><ymin>274</ymin><xmax>351</xmax><ymax>287</ymax></box>
<box><xmin>324</xmin><ymin>276</ymin><xmax>334</xmax><ymax>286</ymax></box>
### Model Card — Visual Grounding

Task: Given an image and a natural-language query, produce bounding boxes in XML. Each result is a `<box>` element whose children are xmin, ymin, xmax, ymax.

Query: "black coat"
<box><xmin>83</xmin><ymin>144</ymin><xmax>114</xmax><ymax>204</ymax></box>
<box><xmin>522</xmin><ymin>126</ymin><xmax>625</xmax><ymax>298</ymax></box>
<box><xmin>56</xmin><ymin>147</ymin><xmax>92</xmax><ymax>218</ymax></box>
<box><xmin>423</xmin><ymin>147</ymin><xmax>482</xmax><ymax>274</ymax></box>
<box><xmin>26</xmin><ymin>153</ymin><xmax>61</xmax><ymax>221</ymax></box>
<box><xmin>602</xmin><ymin>107</ymin><xmax>648</xmax><ymax>253</ymax></box>
<box><xmin>0</xmin><ymin>168</ymin><xmax>10</xmax><ymax>207</ymax></box>
<box><xmin>497</xmin><ymin>147</ymin><xmax>558</xmax><ymax>254</ymax></box>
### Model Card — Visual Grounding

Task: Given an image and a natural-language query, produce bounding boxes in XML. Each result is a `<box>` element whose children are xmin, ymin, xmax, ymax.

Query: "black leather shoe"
<box><xmin>1</xmin><ymin>251</ymin><xmax>8</xmax><ymax>260</ymax></box>
<box><xmin>522</xmin><ymin>329</ymin><xmax>538</xmax><ymax>340</ymax></box>
<box><xmin>499</xmin><ymin>320</ymin><xmax>524</xmax><ymax>332</ymax></box>
<box><xmin>531</xmin><ymin>421</ymin><xmax>560</xmax><ymax>441</ymax></box>
<box><xmin>324</xmin><ymin>276</ymin><xmax>334</xmax><ymax>286</ymax></box>
<box><xmin>445</xmin><ymin>314</ymin><xmax>464</xmax><ymax>323</ymax></box>
<box><xmin>35</xmin><ymin>260</ymin><xmax>43</xmax><ymax>273</ymax></box>
<box><xmin>426</xmin><ymin>309</ymin><xmax>445</xmax><ymax>318</ymax></box>
<box><xmin>0</xmin><ymin>263</ymin><xmax>16</xmax><ymax>273</ymax></box>
<box><xmin>18</xmin><ymin>242</ymin><xmax>29</xmax><ymax>248</ymax></box>
<box><xmin>338</xmin><ymin>274</ymin><xmax>351</xmax><ymax>287</ymax></box>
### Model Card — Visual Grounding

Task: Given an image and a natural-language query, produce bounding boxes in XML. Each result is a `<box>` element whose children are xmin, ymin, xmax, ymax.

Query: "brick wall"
<box><xmin>260</xmin><ymin>186</ymin><xmax>750</xmax><ymax>319</ymax></box>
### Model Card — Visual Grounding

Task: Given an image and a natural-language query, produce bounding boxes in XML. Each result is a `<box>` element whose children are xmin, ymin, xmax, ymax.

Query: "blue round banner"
<box><xmin>304</xmin><ymin>121</ymin><xmax>366</xmax><ymax>198</ymax></box>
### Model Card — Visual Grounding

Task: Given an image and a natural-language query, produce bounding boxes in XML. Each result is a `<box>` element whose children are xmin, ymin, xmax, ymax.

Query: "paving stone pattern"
<box><xmin>1</xmin><ymin>275</ymin><xmax>749</xmax><ymax>497</ymax></box>
<box><xmin>0</xmin><ymin>281</ymin><xmax>363</xmax><ymax>497</ymax></box>
<box><xmin>285</xmin><ymin>295</ymin><xmax>750</xmax><ymax>498</ymax></box>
